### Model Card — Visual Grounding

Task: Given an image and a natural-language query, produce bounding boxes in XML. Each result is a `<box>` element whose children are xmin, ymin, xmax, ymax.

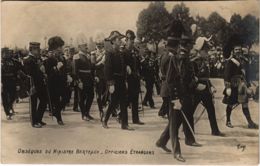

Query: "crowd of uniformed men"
<box><xmin>1</xmin><ymin>19</ymin><xmax>259</xmax><ymax>162</ymax></box>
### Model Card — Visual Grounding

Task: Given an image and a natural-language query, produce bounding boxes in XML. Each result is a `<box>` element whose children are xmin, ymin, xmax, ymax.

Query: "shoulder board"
<box><xmin>23</xmin><ymin>55</ymin><xmax>30</xmax><ymax>60</ymax></box>
<box><xmin>90</xmin><ymin>50</ymin><xmax>96</xmax><ymax>55</ymax></box>
<box><xmin>73</xmin><ymin>54</ymin><xmax>80</xmax><ymax>60</ymax></box>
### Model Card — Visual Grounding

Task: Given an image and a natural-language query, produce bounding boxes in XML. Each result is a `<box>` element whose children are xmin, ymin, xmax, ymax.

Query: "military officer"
<box><xmin>141</xmin><ymin>48</ymin><xmax>156</xmax><ymax>109</ymax></box>
<box><xmin>63</xmin><ymin>46</ymin><xmax>74</xmax><ymax>109</ymax></box>
<box><xmin>124</xmin><ymin>30</ymin><xmax>144</xmax><ymax>125</ymax></box>
<box><xmin>73</xmin><ymin>43</ymin><xmax>95</xmax><ymax>121</ymax></box>
<box><xmin>1</xmin><ymin>47</ymin><xmax>21</xmax><ymax>120</ymax></box>
<box><xmin>223</xmin><ymin>35</ymin><xmax>258</xmax><ymax>129</ymax></box>
<box><xmin>102</xmin><ymin>31</ymin><xmax>134</xmax><ymax>130</ymax></box>
<box><xmin>189</xmin><ymin>37</ymin><xmax>224</xmax><ymax>136</ymax></box>
<box><xmin>156</xmin><ymin>20</ymin><xmax>202</xmax><ymax>162</ymax></box>
<box><xmin>23</xmin><ymin>42</ymin><xmax>48</xmax><ymax>128</ymax></box>
<box><xmin>91</xmin><ymin>39</ymin><xmax>106</xmax><ymax>120</ymax></box>
<box><xmin>45</xmin><ymin>36</ymin><xmax>66</xmax><ymax>125</ymax></box>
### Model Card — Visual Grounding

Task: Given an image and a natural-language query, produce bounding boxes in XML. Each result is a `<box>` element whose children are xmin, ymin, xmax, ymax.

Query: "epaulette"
<box><xmin>23</xmin><ymin>55</ymin><xmax>30</xmax><ymax>60</ymax></box>
<box><xmin>73</xmin><ymin>54</ymin><xmax>80</xmax><ymax>60</ymax></box>
<box><xmin>90</xmin><ymin>50</ymin><xmax>96</xmax><ymax>55</ymax></box>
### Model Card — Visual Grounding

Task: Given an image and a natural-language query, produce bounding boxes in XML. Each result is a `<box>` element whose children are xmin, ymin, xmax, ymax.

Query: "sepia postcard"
<box><xmin>1</xmin><ymin>1</ymin><xmax>259</xmax><ymax>165</ymax></box>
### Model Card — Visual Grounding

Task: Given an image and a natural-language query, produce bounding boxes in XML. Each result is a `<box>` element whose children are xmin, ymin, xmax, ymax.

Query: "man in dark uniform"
<box><xmin>62</xmin><ymin>46</ymin><xmax>74</xmax><ymax>108</ymax></box>
<box><xmin>102</xmin><ymin>31</ymin><xmax>133</xmax><ymax>130</ymax></box>
<box><xmin>23</xmin><ymin>42</ymin><xmax>48</xmax><ymax>128</ymax></box>
<box><xmin>141</xmin><ymin>48</ymin><xmax>156</xmax><ymax>109</ymax></box>
<box><xmin>73</xmin><ymin>43</ymin><xmax>95</xmax><ymax>121</ymax></box>
<box><xmin>91</xmin><ymin>40</ymin><xmax>106</xmax><ymax>120</ymax></box>
<box><xmin>45</xmin><ymin>36</ymin><xmax>66</xmax><ymax>125</ymax></box>
<box><xmin>189</xmin><ymin>37</ymin><xmax>224</xmax><ymax>136</ymax></box>
<box><xmin>124</xmin><ymin>30</ymin><xmax>144</xmax><ymax>125</ymax></box>
<box><xmin>156</xmin><ymin>21</ymin><xmax>202</xmax><ymax>162</ymax></box>
<box><xmin>223</xmin><ymin>35</ymin><xmax>258</xmax><ymax>129</ymax></box>
<box><xmin>1</xmin><ymin>47</ymin><xmax>21</xmax><ymax>120</ymax></box>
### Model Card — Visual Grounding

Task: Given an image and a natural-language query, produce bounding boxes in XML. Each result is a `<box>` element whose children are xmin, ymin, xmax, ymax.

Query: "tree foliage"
<box><xmin>136</xmin><ymin>2</ymin><xmax>171</xmax><ymax>44</ymax></box>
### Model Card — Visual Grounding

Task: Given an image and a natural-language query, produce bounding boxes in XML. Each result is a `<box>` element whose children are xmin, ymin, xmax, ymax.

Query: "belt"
<box><xmin>3</xmin><ymin>73</ymin><xmax>15</xmax><ymax>77</ymax></box>
<box><xmin>198</xmin><ymin>77</ymin><xmax>209</xmax><ymax>81</ymax></box>
<box><xmin>114</xmin><ymin>73</ymin><xmax>123</xmax><ymax>77</ymax></box>
<box><xmin>79</xmin><ymin>69</ymin><xmax>91</xmax><ymax>73</ymax></box>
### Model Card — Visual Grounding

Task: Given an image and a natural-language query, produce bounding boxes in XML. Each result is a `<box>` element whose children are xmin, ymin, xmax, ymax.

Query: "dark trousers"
<box><xmin>182</xmin><ymin>96</ymin><xmax>196</xmax><ymax>144</ymax></box>
<box><xmin>30</xmin><ymin>87</ymin><xmax>47</xmax><ymax>125</ymax></box>
<box><xmin>127</xmin><ymin>76</ymin><xmax>141</xmax><ymax>123</ymax></box>
<box><xmin>49</xmin><ymin>83</ymin><xmax>64</xmax><ymax>122</ymax></box>
<box><xmin>158</xmin><ymin>97</ymin><xmax>169</xmax><ymax>117</ymax></box>
<box><xmin>1</xmin><ymin>81</ymin><xmax>16</xmax><ymax>116</ymax></box>
<box><xmin>192</xmin><ymin>90</ymin><xmax>220</xmax><ymax>134</ymax></box>
<box><xmin>157</xmin><ymin>99</ymin><xmax>182</xmax><ymax>156</ymax></box>
<box><xmin>73</xmin><ymin>87</ymin><xmax>79</xmax><ymax>111</ymax></box>
<box><xmin>79</xmin><ymin>81</ymin><xmax>94</xmax><ymax>117</ymax></box>
<box><xmin>143</xmin><ymin>79</ymin><xmax>155</xmax><ymax>107</ymax></box>
<box><xmin>104</xmin><ymin>79</ymin><xmax>128</xmax><ymax>128</ymax></box>
<box><xmin>96</xmin><ymin>78</ymin><xmax>106</xmax><ymax>113</ymax></box>
<box><xmin>63</xmin><ymin>85</ymin><xmax>72</xmax><ymax>105</ymax></box>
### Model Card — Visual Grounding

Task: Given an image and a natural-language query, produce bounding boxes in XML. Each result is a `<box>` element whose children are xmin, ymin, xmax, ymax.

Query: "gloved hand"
<box><xmin>109</xmin><ymin>85</ymin><xmax>115</xmax><ymax>94</ymax></box>
<box><xmin>226</xmin><ymin>88</ymin><xmax>231</xmax><ymax>96</ymax></box>
<box><xmin>16</xmin><ymin>86</ymin><xmax>20</xmax><ymax>91</ymax></box>
<box><xmin>67</xmin><ymin>75</ymin><xmax>73</xmax><ymax>83</ymax></box>
<box><xmin>171</xmin><ymin>100</ymin><xmax>182</xmax><ymax>110</ymax></box>
<box><xmin>196</xmin><ymin>83</ymin><xmax>206</xmax><ymax>91</ymax></box>
<box><xmin>40</xmin><ymin>65</ymin><xmax>46</xmax><ymax>73</ymax></box>
<box><xmin>194</xmin><ymin>76</ymin><xmax>198</xmax><ymax>82</ymax></box>
<box><xmin>57</xmin><ymin>62</ymin><xmax>63</xmax><ymax>70</ymax></box>
<box><xmin>78</xmin><ymin>81</ymin><xmax>83</xmax><ymax>90</ymax></box>
<box><xmin>126</xmin><ymin>65</ymin><xmax>132</xmax><ymax>75</ymax></box>
<box><xmin>211</xmin><ymin>86</ymin><xmax>217</xmax><ymax>93</ymax></box>
<box><xmin>95</xmin><ymin>77</ymin><xmax>99</xmax><ymax>83</ymax></box>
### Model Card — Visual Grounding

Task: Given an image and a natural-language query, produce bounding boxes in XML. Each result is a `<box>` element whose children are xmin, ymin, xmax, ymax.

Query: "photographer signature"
<box><xmin>237</xmin><ymin>144</ymin><xmax>246</xmax><ymax>152</ymax></box>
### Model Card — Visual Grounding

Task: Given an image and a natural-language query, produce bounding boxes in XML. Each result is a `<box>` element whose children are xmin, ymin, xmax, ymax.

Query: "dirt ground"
<box><xmin>1</xmin><ymin>78</ymin><xmax>259</xmax><ymax>165</ymax></box>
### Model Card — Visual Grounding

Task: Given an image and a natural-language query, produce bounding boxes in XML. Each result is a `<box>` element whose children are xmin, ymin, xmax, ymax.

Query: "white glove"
<box><xmin>226</xmin><ymin>88</ymin><xmax>231</xmax><ymax>96</ymax></box>
<box><xmin>57</xmin><ymin>62</ymin><xmax>63</xmax><ymax>70</ymax></box>
<box><xmin>171</xmin><ymin>100</ymin><xmax>182</xmax><ymax>110</ymax></box>
<box><xmin>40</xmin><ymin>65</ymin><xmax>46</xmax><ymax>73</ymax></box>
<box><xmin>109</xmin><ymin>85</ymin><xmax>115</xmax><ymax>94</ymax></box>
<box><xmin>126</xmin><ymin>66</ymin><xmax>132</xmax><ymax>75</ymax></box>
<box><xmin>95</xmin><ymin>77</ymin><xmax>99</xmax><ymax>83</ymax></box>
<box><xmin>78</xmin><ymin>81</ymin><xmax>83</xmax><ymax>90</ymax></box>
<box><xmin>216</xmin><ymin>63</ymin><xmax>222</xmax><ymax>70</ymax></box>
<box><xmin>67</xmin><ymin>75</ymin><xmax>73</xmax><ymax>83</ymax></box>
<box><xmin>211</xmin><ymin>86</ymin><xmax>217</xmax><ymax>93</ymax></box>
<box><xmin>16</xmin><ymin>86</ymin><xmax>20</xmax><ymax>91</ymax></box>
<box><xmin>196</xmin><ymin>83</ymin><xmax>206</xmax><ymax>91</ymax></box>
<box><xmin>194</xmin><ymin>76</ymin><xmax>198</xmax><ymax>82</ymax></box>
<box><xmin>247</xmin><ymin>87</ymin><xmax>254</xmax><ymax>96</ymax></box>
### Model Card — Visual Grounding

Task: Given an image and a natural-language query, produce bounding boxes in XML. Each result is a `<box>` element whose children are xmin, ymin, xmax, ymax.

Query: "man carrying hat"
<box><xmin>124</xmin><ymin>29</ymin><xmax>145</xmax><ymax>125</ymax></box>
<box><xmin>73</xmin><ymin>43</ymin><xmax>96</xmax><ymax>121</ymax></box>
<box><xmin>102</xmin><ymin>31</ymin><xmax>133</xmax><ymax>130</ymax></box>
<box><xmin>23</xmin><ymin>42</ymin><xmax>48</xmax><ymax>128</ymax></box>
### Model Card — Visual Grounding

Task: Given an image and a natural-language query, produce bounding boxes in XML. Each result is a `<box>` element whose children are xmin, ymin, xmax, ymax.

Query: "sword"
<box><xmin>28</xmin><ymin>76</ymin><xmax>33</xmax><ymax>125</ymax></box>
<box><xmin>220</xmin><ymin>103</ymin><xmax>240</xmax><ymax>120</ymax></box>
<box><xmin>180</xmin><ymin>109</ymin><xmax>197</xmax><ymax>141</ymax></box>
<box><xmin>139</xmin><ymin>89</ymin><xmax>144</xmax><ymax>117</ymax></box>
<box><xmin>194</xmin><ymin>102</ymin><xmax>206</xmax><ymax>125</ymax></box>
